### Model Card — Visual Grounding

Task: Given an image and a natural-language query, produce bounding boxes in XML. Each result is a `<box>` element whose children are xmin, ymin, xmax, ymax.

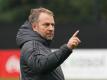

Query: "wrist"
<box><xmin>67</xmin><ymin>43</ymin><xmax>76</xmax><ymax>49</ymax></box>
<box><xmin>67</xmin><ymin>44</ymin><xmax>72</xmax><ymax>49</ymax></box>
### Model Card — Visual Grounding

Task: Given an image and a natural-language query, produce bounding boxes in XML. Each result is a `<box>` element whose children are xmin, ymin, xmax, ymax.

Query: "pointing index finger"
<box><xmin>72</xmin><ymin>30</ymin><xmax>79</xmax><ymax>37</ymax></box>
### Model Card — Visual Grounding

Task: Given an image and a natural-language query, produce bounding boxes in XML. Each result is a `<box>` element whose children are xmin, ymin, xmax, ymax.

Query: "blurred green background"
<box><xmin>0</xmin><ymin>0</ymin><xmax>107</xmax><ymax>49</ymax></box>
<box><xmin>0</xmin><ymin>0</ymin><xmax>107</xmax><ymax>24</ymax></box>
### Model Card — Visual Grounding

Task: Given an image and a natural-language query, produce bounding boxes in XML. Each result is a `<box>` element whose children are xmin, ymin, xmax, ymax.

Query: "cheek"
<box><xmin>39</xmin><ymin>28</ymin><xmax>47</xmax><ymax>34</ymax></box>
<box><xmin>44</xmin><ymin>30</ymin><xmax>49</xmax><ymax>34</ymax></box>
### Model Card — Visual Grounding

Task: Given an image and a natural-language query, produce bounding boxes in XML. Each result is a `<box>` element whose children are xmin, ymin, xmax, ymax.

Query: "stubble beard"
<box><xmin>46</xmin><ymin>34</ymin><xmax>54</xmax><ymax>40</ymax></box>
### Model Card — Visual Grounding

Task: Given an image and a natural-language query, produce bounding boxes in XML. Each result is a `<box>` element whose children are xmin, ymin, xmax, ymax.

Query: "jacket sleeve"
<box><xmin>22</xmin><ymin>41</ymin><xmax>72</xmax><ymax>74</ymax></box>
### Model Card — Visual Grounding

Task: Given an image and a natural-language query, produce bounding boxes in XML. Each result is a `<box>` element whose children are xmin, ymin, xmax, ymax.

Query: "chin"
<box><xmin>46</xmin><ymin>37</ymin><xmax>54</xmax><ymax>40</ymax></box>
<box><xmin>47</xmin><ymin>38</ymin><xmax>53</xmax><ymax>40</ymax></box>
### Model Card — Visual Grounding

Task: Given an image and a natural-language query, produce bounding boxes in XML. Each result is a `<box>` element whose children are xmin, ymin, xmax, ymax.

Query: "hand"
<box><xmin>67</xmin><ymin>30</ymin><xmax>81</xmax><ymax>49</ymax></box>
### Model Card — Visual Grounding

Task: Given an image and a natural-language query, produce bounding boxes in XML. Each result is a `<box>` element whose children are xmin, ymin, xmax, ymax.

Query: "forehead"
<box><xmin>38</xmin><ymin>13</ymin><xmax>54</xmax><ymax>23</ymax></box>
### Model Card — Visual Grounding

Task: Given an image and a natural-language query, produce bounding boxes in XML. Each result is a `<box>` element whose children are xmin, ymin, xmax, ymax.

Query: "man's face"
<box><xmin>33</xmin><ymin>13</ymin><xmax>55</xmax><ymax>40</ymax></box>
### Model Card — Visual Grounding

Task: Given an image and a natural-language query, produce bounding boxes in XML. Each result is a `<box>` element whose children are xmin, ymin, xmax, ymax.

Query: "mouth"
<box><xmin>46</xmin><ymin>33</ymin><xmax>54</xmax><ymax>38</ymax></box>
<box><xmin>47</xmin><ymin>32</ymin><xmax>54</xmax><ymax>35</ymax></box>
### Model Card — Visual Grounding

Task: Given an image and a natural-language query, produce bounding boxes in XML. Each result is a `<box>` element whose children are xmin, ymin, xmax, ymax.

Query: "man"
<box><xmin>16</xmin><ymin>7</ymin><xmax>81</xmax><ymax>80</ymax></box>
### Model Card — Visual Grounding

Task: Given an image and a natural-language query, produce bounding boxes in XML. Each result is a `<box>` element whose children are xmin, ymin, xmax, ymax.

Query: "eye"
<box><xmin>43</xmin><ymin>23</ymin><xmax>55</xmax><ymax>28</ymax></box>
<box><xmin>45</xmin><ymin>23</ymin><xmax>50</xmax><ymax>26</ymax></box>
<box><xmin>51</xmin><ymin>23</ymin><xmax>55</xmax><ymax>27</ymax></box>
<box><xmin>43</xmin><ymin>23</ymin><xmax>50</xmax><ymax>27</ymax></box>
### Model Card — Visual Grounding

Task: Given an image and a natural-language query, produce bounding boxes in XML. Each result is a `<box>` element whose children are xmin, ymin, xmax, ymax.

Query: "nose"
<box><xmin>48</xmin><ymin>24</ymin><xmax>54</xmax><ymax>30</ymax></box>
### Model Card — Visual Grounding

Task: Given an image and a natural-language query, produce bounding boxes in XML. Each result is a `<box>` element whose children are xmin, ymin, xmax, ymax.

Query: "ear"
<box><xmin>32</xmin><ymin>23</ymin><xmax>37</xmax><ymax>31</ymax></box>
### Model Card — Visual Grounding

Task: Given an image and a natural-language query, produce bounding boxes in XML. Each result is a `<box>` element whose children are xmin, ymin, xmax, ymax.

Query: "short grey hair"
<box><xmin>28</xmin><ymin>7</ymin><xmax>54</xmax><ymax>23</ymax></box>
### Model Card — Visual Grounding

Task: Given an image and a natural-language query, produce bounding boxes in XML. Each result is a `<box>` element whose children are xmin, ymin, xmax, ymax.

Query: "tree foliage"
<box><xmin>0</xmin><ymin>0</ymin><xmax>107</xmax><ymax>24</ymax></box>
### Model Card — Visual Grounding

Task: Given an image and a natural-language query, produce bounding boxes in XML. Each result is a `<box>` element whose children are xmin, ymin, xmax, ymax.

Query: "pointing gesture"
<box><xmin>72</xmin><ymin>30</ymin><xmax>79</xmax><ymax>37</ymax></box>
<box><xmin>67</xmin><ymin>30</ymin><xmax>81</xmax><ymax>49</ymax></box>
